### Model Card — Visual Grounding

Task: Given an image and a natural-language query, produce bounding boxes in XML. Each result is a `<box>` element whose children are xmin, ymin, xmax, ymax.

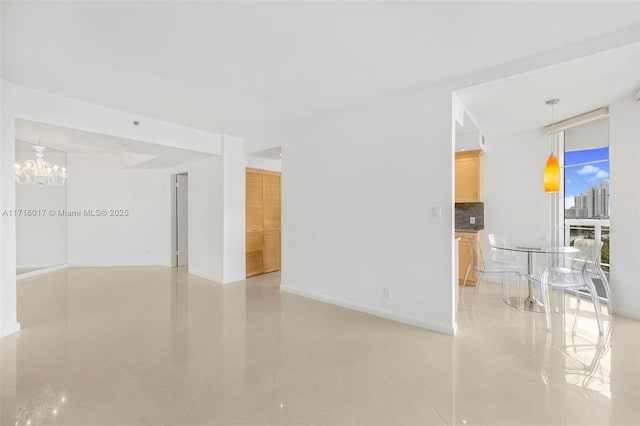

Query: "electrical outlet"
<box><xmin>383</xmin><ymin>288</ymin><xmax>391</xmax><ymax>300</ymax></box>
<box><xmin>470</xmin><ymin>216</ymin><xmax>476</xmax><ymax>225</ymax></box>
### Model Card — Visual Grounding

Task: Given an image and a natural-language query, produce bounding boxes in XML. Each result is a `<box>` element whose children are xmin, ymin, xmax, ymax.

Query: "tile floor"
<box><xmin>1</xmin><ymin>266</ymin><xmax>638</xmax><ymax>426</ymax></box>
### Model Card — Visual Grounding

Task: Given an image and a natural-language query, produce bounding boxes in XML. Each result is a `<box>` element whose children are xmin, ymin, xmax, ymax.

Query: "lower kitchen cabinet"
<box><xmin>455</xmin><ymin>231</ymin><xmax>483</xmax><ymax>285</ymax></box>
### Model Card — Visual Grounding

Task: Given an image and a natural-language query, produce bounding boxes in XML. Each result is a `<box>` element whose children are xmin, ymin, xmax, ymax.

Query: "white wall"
<box><xmin>1</xmin><ymin>81</ymin><xmax>225</xmax><ymax>337</ymax></box>
<box><xmin>16</xmin><ymin>149</ymin><xmax>67</xmax><ymax>268</ymax></box>
<box><xmin>165</xmin><ymin>139</ymin><xmax>246</xmax><ymax>285</ymax></box>
<box><xmin>246</xmin><ymin>155</ymin><xmax>281</xmax><ymax>172</ymax></box>
<box><xmin>609</xmin><ymin>94</ymin><xmax>640</xmax><ymax>320</ymax></box>
<box><xmin>1</xmin><ymin>91</ymin><xmax>19</xmax><ymax>337</ymax></box>
<box><xmin>0</xmin><ymin>37</ymin><xmax>3</xmax><ymax>332</ymax></box>
<box><xmin>222</xmin><ymin>136</ymin><xmax>246</xmax><ymax>283</ymax></box>
<box><xmin>186</xmin><ymin>156</ymin><xmax>224</xmax><ymax>282</ymax></box>
<box><xmin>482</xmin><ymin>129</ymin><xmax>551</xmax><ymax>250</ymax></box>
<box><xmin>266</xmin><ymin>85</ymin><xmax>456</xmax><ymax>334</ymax></box>
<box><xmin>67</xmin><ymin>147</ymin><xmax>246</xmax><ymax>282</ymax></box>
<box><xmin>66</xmin><ymin>153</ymin><xmax>167</xmax><ymax>266</ymax></box>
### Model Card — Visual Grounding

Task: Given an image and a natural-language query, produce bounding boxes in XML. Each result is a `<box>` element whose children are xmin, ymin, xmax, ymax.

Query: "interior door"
<box><xmin>246</xmin><ymin>170</ymin><xmax>264</xmax><ymax>277</ymax></box>
<box><xmin>176</xmin><ymin>174</ymin><xmax>189</xmax><ymax>266</ymax></box>
<box><xmin>246</xmin><ymin>168</ymin><xmax>281</xmax><ymax>277</ymax></box>
<box><xmin>263</xmin><ymin>172</ymin><xmax>281</xmax><ymax>273</ymax></box>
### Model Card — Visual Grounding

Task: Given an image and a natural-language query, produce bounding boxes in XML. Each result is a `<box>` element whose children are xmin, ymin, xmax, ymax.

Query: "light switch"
<box><xmin>432</xmin><ymin>206</ymin><xmax>442</xmax><ymax>218</ymax></box>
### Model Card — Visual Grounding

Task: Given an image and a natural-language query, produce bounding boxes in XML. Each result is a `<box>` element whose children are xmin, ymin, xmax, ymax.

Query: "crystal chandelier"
<box><xmin>15</xmin><ymin>142</ymin><xmax>69</xmax><ymax>186</ymax></box>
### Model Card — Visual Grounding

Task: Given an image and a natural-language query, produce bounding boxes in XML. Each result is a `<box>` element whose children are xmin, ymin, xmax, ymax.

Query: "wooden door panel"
<box><xmin>263</xmin><ymin>204</ymin><xmax>280</xmax><ymax>232</ymax></box>
<box><xmin>263</xmin><ymin>174</ymin><xmax>281</xmax><ymax>231</ymax></box>
<box><xmin>246</xmin><ymin>231</ymin><xmax>264</xmax><ymax>277</ymax></box>
<box><xmin>246</xmin><ymin>231</ymin><xmax>263</xmax><ymax>252</ymax></box>
<box><xmin>263</xmin><ymin>230</ymin><xmax>281</xmax><ymax>273</ymax></box>
<box><xmin>246</xmin><ymin>250</ymin><xmax>264</xmax><ymax>277</ymax></box>
<box><xmin>246</xmin><ymin>171</ymin><xmax>264</xmax><ymax>231</ymax></box>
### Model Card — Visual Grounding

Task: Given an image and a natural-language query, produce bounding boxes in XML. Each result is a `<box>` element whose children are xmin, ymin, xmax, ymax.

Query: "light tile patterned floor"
<box><xmin>1</xmin><ymin>267</ymin><xmax>638</xmax><ymax>425</ymax></box>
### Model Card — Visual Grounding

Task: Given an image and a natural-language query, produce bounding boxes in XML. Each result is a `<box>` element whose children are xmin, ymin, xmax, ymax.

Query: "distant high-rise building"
<box><xmin>594</xmin><ymin>181</ymin><xmax>609</xmax><ymax>218</ymax></box>
<box><xmin>586</xmin><ymin>187</ymin><xmax>595</xmax><ymax>217</ymax></box>
<box><xmin>565</xmin><ymin>180</ymin><xmax>609</xmax><ymax>219</ymax></box>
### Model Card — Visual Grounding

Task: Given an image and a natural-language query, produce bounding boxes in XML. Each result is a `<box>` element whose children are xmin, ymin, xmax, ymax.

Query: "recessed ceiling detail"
<box><xmin>15</xmin><ymin>119</ymin><xmax>213</xmax><ymax>169</ymax></box>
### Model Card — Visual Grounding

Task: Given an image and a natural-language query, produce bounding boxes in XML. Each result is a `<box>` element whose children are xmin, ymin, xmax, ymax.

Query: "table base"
<box><xmin>504</xmin><ymin>296</ymin><xmax>545</xmax><ymax>313</ymax></box>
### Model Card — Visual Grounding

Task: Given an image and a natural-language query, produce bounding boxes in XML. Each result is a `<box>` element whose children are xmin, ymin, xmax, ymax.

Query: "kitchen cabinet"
<box><xmin>455</xmin><ymin>231</ymin><xmax>482</xmax><ymax>286</ymax></box>
<box><xmin>246</xmin><ymin>168</ymin><xmax>281</xmax><ymax>277</ymax></box>
<box><xmin>455</xmin><ymin>150</ymin><xmax>482</xmax><ymax>202</ymax></box>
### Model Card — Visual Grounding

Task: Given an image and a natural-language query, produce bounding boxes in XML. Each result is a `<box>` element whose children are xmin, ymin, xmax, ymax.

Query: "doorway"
<box><xmin>176</xmin><ymin>173</ymin><xmax>189</xmax><ymax>267</ymax></box>
<box><xmin>245</xmin><ymin>168</ymin><xmax>281</xmax><ymax>277</ymax></box>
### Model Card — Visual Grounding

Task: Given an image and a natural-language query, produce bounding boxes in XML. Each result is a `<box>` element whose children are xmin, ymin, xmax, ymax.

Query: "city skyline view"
<box><xmin>564</xmin><ymin>146</ymin><xmax>610</xmax><ymax>218</ymax></box>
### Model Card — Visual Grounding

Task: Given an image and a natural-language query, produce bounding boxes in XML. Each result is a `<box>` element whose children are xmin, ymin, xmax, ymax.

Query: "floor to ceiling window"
<box><xmin>563</xmin><ymin>118</ymin><xmax>610</xmax><ymax>296</ymax></box>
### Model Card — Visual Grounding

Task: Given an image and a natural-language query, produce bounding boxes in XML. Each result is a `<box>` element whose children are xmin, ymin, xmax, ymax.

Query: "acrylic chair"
<box><xmin>535</xmin><ymin>242</ymin><xmax>606</xmax><ymax>335</ymax></box>
<box><xmin>572</xmin><ymin>239</ymin><xmax>613</xmax><ymax>313</ymax></box>
<box><xmin>487</xmin><ymin>233</ymin><xmax>527</xmax><ymax>271</ymax></box>
<box><xmin>460</xmin><ymin>238</ymin><xmax>521</xmax><ymax>302</ymax></box>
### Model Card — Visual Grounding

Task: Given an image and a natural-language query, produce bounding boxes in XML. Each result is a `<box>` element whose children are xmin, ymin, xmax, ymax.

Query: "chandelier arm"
<box><xmin>15</xmin><ymin>144</ymin><xmax>69</xmax><ymax>186</ymax></box>
<box><xmin>15</xmin><ymin>174</ymin><xmax>30</xmax><ymax>185</ymax></box>
<box><xmin>50</xmin><ymin>175</ymin><xmax>62</xmax><ymax>186</ymax></box>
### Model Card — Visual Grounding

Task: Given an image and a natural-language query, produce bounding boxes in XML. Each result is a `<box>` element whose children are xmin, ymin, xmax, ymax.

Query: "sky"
<box><xmin>564</xmin><ymin>147</ymin><xmax>609</xmax><ymax>209</ymax></box>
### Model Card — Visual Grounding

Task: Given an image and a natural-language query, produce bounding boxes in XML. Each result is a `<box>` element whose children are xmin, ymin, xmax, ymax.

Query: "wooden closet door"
<box><xmin>246</xmin><ymin>169</ymin><xmax>281</xmax><ymax>277</ymax></box>
<box><xmin>263</xmin><ymin>172</ymin><xmax>281</xmax><ymax>273</ymax></box>
<box><xmin>246</xmin><ymin>170</ymin><xmax>264</xmax><ymax>277</ymax></box>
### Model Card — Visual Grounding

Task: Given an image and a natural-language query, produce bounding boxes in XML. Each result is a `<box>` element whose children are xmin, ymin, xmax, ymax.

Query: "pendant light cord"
<box><xmin>547</xmin><ymin>99</ymin><xmax>559</xmax><ymax>156</ymax></box>
<box><xmin>551</xmin><ymin>102</ymin><xmax>555</xmax><ymax>155</ymax></box>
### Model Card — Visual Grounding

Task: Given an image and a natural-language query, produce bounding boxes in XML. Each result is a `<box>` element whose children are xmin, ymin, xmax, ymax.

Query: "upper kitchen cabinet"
<box><xmin>455</xmin><ymin>150</ymin><xmax>483</xmax><ymax>202</ymax></box>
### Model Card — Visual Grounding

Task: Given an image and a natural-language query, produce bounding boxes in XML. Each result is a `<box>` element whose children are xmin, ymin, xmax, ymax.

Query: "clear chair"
<box><xmin>573</xmin><ymin>239</ymin><xmax>612</xmax><ymax>313</ymax></box>
<box><xmin>460</xmin><ymin>238</ymin><xmax>521</xmax><ymax>302</ymax></box>
<box><xmin>535</xmin><ymin>243</ymin><xmax>606</xmax><ymax>335</ymax></box>
<box><xmin>487</xmin><ymin>233</ymin><xmax>527</xmax><ymax>271</ymax></box>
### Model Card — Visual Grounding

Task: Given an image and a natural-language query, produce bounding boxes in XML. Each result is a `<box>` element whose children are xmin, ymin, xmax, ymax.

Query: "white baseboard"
<box><xmin>188</xmin><ymin>270</ymin><xmax>223</xmax><ymax>284</ymax></box>
<box><xmin>280</xmin><ymin>285</ymin><xmax>456</xmax><ymax>336</ymax></box>
<box><xmin>1</xmin><ymin>322</ymin><xmax>21</xmax><ymax>338</ymax></box>
<box><xmin>17</xmin><ymin>263</ymin><xmax>63</xmax><ymax>269</ymax></box>
<box><xmin>17</xmin><ymin>264</ymin><xmax>68</xmax><ymax>280</ymax></box>
<box><xmin>66</xmin><ymin>262</ymin><xmax>167</xmax><ymax>268</ymax></box>
<box><xmin>18</xmin><ymin>264</ymin><xmax>172</xmax><ymax>280</ymax></box>
<box><xmin>67</xmin><ymin>263</ymin><xmax>171</xmax><ymax>268</ymax></box>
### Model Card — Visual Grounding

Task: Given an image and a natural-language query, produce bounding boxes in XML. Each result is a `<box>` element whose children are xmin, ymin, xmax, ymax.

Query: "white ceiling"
<box><xmin>15</xmin><ymin>119</ymin><xmax>212</xmax><ymax>169</ymax></box>
<box><xmin>2</xmin><ymin>1</ymin><xmax>639</xmax><ymax>137</ymax></box>
<box><xmin>457</xmin><ymin>43</ymin><xmax>640</xmax><ymax>137</ymax></box>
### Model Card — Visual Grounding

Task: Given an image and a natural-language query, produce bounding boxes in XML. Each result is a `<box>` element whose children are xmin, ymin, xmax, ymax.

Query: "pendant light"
<box><xmin>544</xmin><ymin>99</ymin><xmax>560</xmax><ymax>193</ymax></box>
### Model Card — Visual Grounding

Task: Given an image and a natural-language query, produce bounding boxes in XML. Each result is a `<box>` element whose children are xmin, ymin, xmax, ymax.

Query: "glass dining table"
<box><xmin>489</xmin><ymin>242</ymin><xmax>579</xmax><ymax>312</ymax></box>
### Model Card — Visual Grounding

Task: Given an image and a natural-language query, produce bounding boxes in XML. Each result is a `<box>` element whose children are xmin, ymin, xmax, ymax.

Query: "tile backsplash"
<box><xmin>455</xmin><ymin>202</ymin><xmax>484</xmax><ymax>231</ymax></box>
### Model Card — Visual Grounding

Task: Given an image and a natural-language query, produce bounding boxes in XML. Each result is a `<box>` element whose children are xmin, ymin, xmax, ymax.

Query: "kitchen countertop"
<box><xmin>455</xmin><ymin>227</ymin><xmax>484</xmax><ymax>233</ymax></box>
